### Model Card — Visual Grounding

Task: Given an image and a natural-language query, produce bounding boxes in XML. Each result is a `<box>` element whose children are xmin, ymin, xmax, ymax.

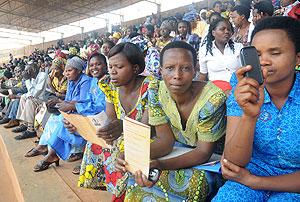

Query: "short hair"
<box><xmin>251</xmin><ymin>16</ymin><xmax>300</xmax><ymax>53</ymax></box>
<box><xmin>108</xmin><ymin>42</ymin><xmax>145</xmax><ymax>74</ymax></box>
<box><xmin>146</xmin><ymin>24</ymin><xmax>155</xmax><ymax>33</ymax></box>
<box><xmin>102</xmin><ymin>40</ymin><xmax>115</xmax><ymax>49</ymax></box>
<box><xmin>176</xmin><ymin>20</ymin><xmax>192</xmax><ymax>35</ymax></box>
<box><xmin>238</xmin><ymin>0</ymin><xmax>252</xmax><ymax>9</ymax></box>
<box><xmin>88</xmin><ymin>52</ymin><xmax>107</xmax><ymax>67</ymax></box>
<box><xmin>208</xmin><ymin>12</ymin><xmax>222</xmax><ymax>23</ymax></box>
<box><xmin>232</xmin><ymin>5</ymin><xmax>251</xmax><ymax>20</ymax></box>
<box><xmin>213</xmin><ymin>1</ymin><xmax>222</xmax><ymax>8</ymax></box>
<box><xmin>254</xmin><ymin>1</ymin><xmax>274</xmax><ymax>16</ymax></box>
<box><xmin>227</xmin><ymin>1</ymin><xmax>235</xmax><ymax>7</ymax></box>
<box><xmin>160</xmin><ymin>41</ymin><xmax>197</xmax><ymax>67</ymax></box>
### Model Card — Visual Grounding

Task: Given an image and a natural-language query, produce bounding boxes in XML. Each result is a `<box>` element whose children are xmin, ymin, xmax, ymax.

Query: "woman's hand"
<box><xmin>235</xmin><ymin>66</ymin><xmax>267</xmax><ymax>118</ymax></box>
<box><xmin>134</xmin><ymin>170</ymin><xmax>156</xmax><ymax>188</ymax></box>
<box><xmin>134</xmin><ymin>160</ymin><xmax>162</xmax><ymax>188</ymax></box>
<box><xmin>47</xmin><ymin>98</ymin><xmax>61</xmax><ymax>107</ymax></box>
<box><xmin>115</xmin><ymin>152</ymin><xmax>127</xmax><ymax>173</ymax></box>
<box><xmin>221</xmin><ymin>158</ymin><xmax>257</xmax><ymax>189</ymax></box>
<box><xmin>57</xmin><ymin>101</ymin><xmax>75</xmax><ymax>112</ymax></box>
<box><xmin>63</xmin><ymin>118</ymin><xmax>77</xmax><ymax>133</ymax></box>
<box><xmin>96</xmin><ymin>119</ymin><xmax>122</xmax><ymax>144</ymax></box>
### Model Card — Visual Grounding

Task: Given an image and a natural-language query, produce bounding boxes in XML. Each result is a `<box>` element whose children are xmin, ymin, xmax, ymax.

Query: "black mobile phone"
<box><xmin>240</xmin><ymin>46</ymin><xmax>264</xmax><ymax>85</ymax></box>
<box><xmin>148</xmin><ymin>168</ymin><xmax>161</xmax><ymax>182</ymax></box>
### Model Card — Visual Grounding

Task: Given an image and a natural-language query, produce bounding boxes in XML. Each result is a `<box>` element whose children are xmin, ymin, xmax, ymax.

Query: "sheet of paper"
<box><xmin>35</xmin><ymin>102</ymin><xmax>47</xmax><ymax>124</ymax></box>
<box><xmin>158</xmin><ymin>146</ymin><xmax>221</xmax><ymax>173</ymax></box>
<box><xmin>123</xmin><ymin>116</ymin><xmax>150</xmax><ymax>177</ymax></box>
<box><xmin>60</xmin><ymin>111</ymin><xmax>111</xmax><ymax>148</ymax></box>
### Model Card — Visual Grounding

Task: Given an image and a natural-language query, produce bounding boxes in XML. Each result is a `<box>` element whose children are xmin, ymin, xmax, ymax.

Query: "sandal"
<box><xmin>67</xmin><ymin>153</ymin><xmax>83</xmax><ymax>162</ymax></box>
<box><xmin>72</xmin><ymin>164</ymin><xmax>81</xmax><ymax>175</ymax></box>
<box><xmin>24</xmin><ymin>148</ymin><xmax>48</xmax><ymax>157</ymax></box>
<box><xmin>33</xmin><ymin>159</ymin><xmax>60</xmax><ymax>172</ymax></box>
<box><xmin>14</xmin><ymin>130</ymin><xmax>37</xmax><ymax>140</ymax></box>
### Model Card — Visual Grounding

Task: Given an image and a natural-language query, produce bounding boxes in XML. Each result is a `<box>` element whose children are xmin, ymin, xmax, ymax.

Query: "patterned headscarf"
<box><xmin>87</xmin><ymin>43</ymin><xmax>100</xmax><ymax>58</ymax></box>
<box><xmin>52</xmin><ymin>57</ymin><xmax>66</xmax><ymax>71</ymax></box>
<box><xmin>130</xmin><ymin>35</ymin><xmax>150</xmax><ymax>52</ymax></box>
<box><xmin>69</xmin><ymin>47</ymin><xmax>79</xmax><ymax>56</ymax></box>
<box><xmin>54</xmin><ymin>49</ymin><xmax>67</xmax><ymax>59</ymax></box>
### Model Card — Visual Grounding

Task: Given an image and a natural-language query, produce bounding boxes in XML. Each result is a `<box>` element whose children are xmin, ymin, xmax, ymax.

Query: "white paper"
<box><xmin>123</xmin><ymin>117</ymin><xmax>151</xmax><ymax>177</ymax></box>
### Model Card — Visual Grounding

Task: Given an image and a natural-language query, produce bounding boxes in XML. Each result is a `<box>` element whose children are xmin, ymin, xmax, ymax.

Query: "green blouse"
<box><xmin>148</xmin><ymin>79</ymin><xmax>226</xmax><ymax>146</ymax></box>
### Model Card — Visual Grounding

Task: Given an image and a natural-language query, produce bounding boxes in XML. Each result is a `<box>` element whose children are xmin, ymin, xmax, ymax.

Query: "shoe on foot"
<box><xmin>33</xmin><ymin>159</ymin><xmax>60</xmax><ymax>172</ymax></box>
<box><xmin>0</xmin><ymin>117</ymin><xmax>10</xmax><ymax>124</ymax></box>
<box><xmin>67</xmin><ymin>153</ymin><xmax>83</xmax><ymax>162</ymax></box>
<box><xmin>4</xmin><ymin>120</ymin><xmax>19</xmax><ymax>128</ymax></box>
<box><xmin>72</xmin><ymin>164</ymin><xmax>81</xmax><ymax>175</ymax></box>
<box><xmin>12</xmin><ymin>124</ymin><xmax>27</xmax><ymax>133</ymax></box>
<box><xmin>15</xmin><ymin>130</ymin><xmax>37</xmax><ymax>140</ymax></box>
<box><xmin>24</xmin><ymin>148</ymin><xmax>48</xmax><ymax>157</ymax></box>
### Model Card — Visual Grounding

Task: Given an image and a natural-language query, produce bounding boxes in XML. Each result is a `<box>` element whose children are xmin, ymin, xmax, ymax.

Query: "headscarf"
<box><xmin>52</xmin><ymin>57</ymin><xmax>66</xmax><ymax>71</ymax></box>
<box><xmin>112</xmin><ymin>32</ymin><xmax>122</xmax><ymax>40</ymax></box>
<box><xmin>54</xmin><ymin>49</ymin><xmax>67</xmax><ymax>59</ymax></box>
<box><xmin>87</xmin><ymin>43</ymin><xmax>100</xmax><ymax>58</ymax></box>
<box><xmin>130</xmin><ymin>35</ymin><xmax>150</xmax><ymax>52</ymax></box>
<box><xmin>65</xmin><ymin>56</ymin><xmax>85</xmax><ymax>71</ymax></box>
<box><xmin>199</xmin><ymin>9</ymin><xmax>208</xmax><ymax>21</ymax></box>
<box><xmin>182</xmin><ymin>3</ymin><xmax>198</xmax><ymax>22</ymax></box>
<box><xmin>69</xmin><ymin>47</ymin><xmax>79</xmax><ymax>56</ymax></box>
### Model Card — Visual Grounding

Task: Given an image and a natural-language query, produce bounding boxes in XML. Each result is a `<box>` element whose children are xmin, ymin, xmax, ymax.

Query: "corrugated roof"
<box><xmin>0</xmin><ymin>0</ymin><xmax>142</xmax><ymax>32</ymax></box>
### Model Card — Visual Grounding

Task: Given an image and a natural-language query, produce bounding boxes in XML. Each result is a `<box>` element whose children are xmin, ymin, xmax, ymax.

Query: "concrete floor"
<box><xmin>0</xmin><ymin>125</ymin><xmax>112</xmax><ymax>202</ymax></box>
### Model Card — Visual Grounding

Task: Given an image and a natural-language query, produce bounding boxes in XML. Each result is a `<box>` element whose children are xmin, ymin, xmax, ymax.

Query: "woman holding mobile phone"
<box><xmin>213</xmin><ymin>16</ymin><xmax>300</xmax><ymax>201</ymax></box>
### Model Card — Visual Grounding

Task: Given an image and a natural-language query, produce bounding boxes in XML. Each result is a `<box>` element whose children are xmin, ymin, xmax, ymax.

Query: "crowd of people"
<box><xmin>0</xmin><ymin>0</ymin><xmax>299</xmax><ymax>201</ymax></box>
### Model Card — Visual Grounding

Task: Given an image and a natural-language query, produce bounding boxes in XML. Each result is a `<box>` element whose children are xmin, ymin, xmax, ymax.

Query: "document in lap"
<box><xmin>123</xmin><ymin>117</ymin><xmax>151</xmax><ymax>177</ymax></box>
<box><xmin>60</xmin><ymin>111</ymin><xmax>111</xmax><ymax>148</ymax></box>
<box><xmin>159</xmin><ymin>146</ymin><xmax>221</xmax><ymax>173</ymax></box>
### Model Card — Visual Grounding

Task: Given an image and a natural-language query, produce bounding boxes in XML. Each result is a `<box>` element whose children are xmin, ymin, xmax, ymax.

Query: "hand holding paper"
<box><xmin>123</xmin><ymin>117</ymin><xmax>151</xmax><ymax>178</ymax></box>
<box><xmin>60</xmin><ymin>111</ymin><xmax>112</xmax><ymax>148</ymax></box>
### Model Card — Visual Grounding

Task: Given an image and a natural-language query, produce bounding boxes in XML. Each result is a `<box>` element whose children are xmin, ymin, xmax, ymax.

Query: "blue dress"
<box><xmin>47</xmin><ymin>75</ymin><xmax>106</xmax><ymax>160</ymax></box>
<box><xmin>213</xmin><ymin>73</ymin><xmax>300</xmax><ymax>201</ymax></box>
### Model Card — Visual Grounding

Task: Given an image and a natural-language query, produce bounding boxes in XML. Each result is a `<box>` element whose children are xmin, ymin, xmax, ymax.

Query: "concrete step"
<box><xmin>0</xmin><ymin>126</ymin><xmax>112</xmax><ymax>202</ymax></box>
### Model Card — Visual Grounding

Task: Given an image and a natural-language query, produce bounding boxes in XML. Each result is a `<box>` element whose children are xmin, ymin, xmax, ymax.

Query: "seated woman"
<box><xmin>85</xmin><ymin>42</ymin><xmax>151</xmax><ymax>201</ymax></box>
<box><xmin>32</xmin><ymin>56</ymin><xmax>105</xmax><ymax>172</ymax></box>
<box><xmin>199</xmin><ymin>18</ymin><xmax>243</xmax><ymax>95</ymax></box>
<box><xmin>46</xmin><ymin>57</ymin><xmax>68</xmax><ymax>100</ymax></box>
<box><xmin>173</xmin><ymin>20</ymin><xmax>200</xmax><ymax>52</ymax></box>
<box><xmin>62</xmin><ymin>52</ymin><xmax>110</xmax><ymax>183</ymax></box>
<box><xmin>116</xmin><ymin>41</ymin><xmax>226</xmax><ymax>201</ymax></box>
<box><xmin>213</xmin><ymin>17</ymin><xmax>300</xmax><ymax>201</ymax></box>
<box><xmin>155</xmin><ymin>20</ymin><xmax>174</xmax><ymax>52</ymax></box>
<box><xmin>34</xmin><ymin>57</ymin><xmax>68</xmax><ymax>132</ymax></box>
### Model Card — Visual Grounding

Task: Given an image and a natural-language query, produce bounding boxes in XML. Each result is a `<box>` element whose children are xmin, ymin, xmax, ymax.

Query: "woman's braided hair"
<box><xmin>203</xmin><ymin>18</ymin><xmax>235</xmax><ymax>56</ymax></box>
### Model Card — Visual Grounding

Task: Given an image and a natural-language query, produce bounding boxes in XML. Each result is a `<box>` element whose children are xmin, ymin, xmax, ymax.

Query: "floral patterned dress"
<box><xmin>125</xmin><ymin>79</ymin><xmax>226</xmax><ymax>202</ymax></box>
<box><xmin>78</xmin><ymin>75</ymin><xmax>151</xmax><ymax>201</ymax></box>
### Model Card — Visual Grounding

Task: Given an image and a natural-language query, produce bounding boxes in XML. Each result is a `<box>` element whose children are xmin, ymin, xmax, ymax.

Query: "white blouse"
<box><xmin>199</xmin><ymin>41</ymin><xmax>243</xmax><ymax>82</ymax></box>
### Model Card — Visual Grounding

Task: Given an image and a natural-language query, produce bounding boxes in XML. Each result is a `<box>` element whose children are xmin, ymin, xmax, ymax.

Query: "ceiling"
<box><xmin>0</xmin><ymin>0</ymin><xmax>142</xmax><ymax>33</ymax></box>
